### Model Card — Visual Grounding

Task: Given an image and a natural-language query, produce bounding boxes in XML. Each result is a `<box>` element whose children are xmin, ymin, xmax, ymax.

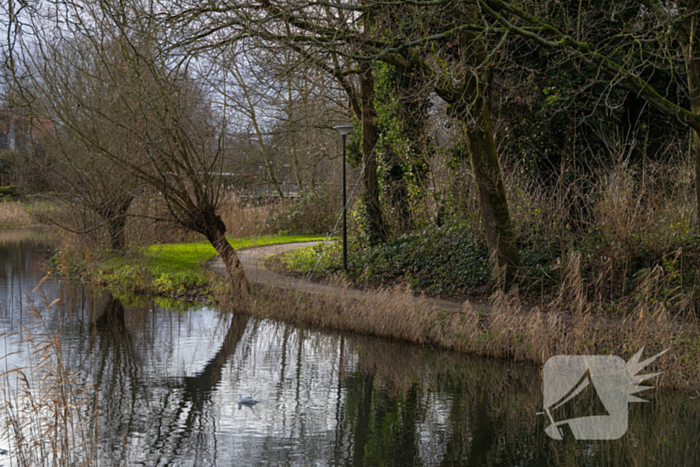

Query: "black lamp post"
<box><xmin>334</xmin><ymin>125</ymin><xmax>353</xmax><ymax>271</ymax></box>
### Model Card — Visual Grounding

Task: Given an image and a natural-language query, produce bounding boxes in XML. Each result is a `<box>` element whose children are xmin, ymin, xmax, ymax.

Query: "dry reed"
<box><xmin>0</xmin><ymin>287</ymin><xmax>98</xmax><ymax>466</ymax></box>
<box><xmin>0</xmin><ymin>201</ymin><xmax>37</xmax><ymax>227</ymax></box>
<box><xmin>500</xmin><ymin>151</ymin><xmax>700</xmax><ymax>310</ymax></box>
<box><xmin>45</xmin><ymin>189</ymin><xmax>274</xmax><ymax>251</ymax></box>
<box><xmin>218</xmin><ymin>190</ymin><xmax>274</xmax><ymax>238</ymax></box>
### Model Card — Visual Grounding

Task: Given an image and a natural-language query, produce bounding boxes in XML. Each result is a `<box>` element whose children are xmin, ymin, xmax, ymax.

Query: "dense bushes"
<box><xmin>354</xmin><ymin>223</ymin><xmax>490</xmax><ymax>294</ymax></box>
<box><xmin>272</xmin><ymin>222</ymin><xmax>491</xmax><ymax>296</ymax></box>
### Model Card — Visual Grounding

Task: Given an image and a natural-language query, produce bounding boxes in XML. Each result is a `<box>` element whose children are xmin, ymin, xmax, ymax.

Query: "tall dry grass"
<box><xmin>250</xmin><ymin>256</ymin><xmax>700</xmax><ymax>391</ymax></box>
<box><xmin>0</xmin><ymin>227</ymin><xmax>56</xmax><ymax>246</ymax></box>
<box><xmin>592</xmin><ymin>159</ymin><xmax>695</xmax><ymax>246</ymax></box>
<box><xmin>0</xmin><ymin>201</ymin><xmax>37</xmax><ymax>227</ymax></box>
<box><xmin>47</xmin><ymin>188</ymin><xmax>277</xmax><ymax>252</ymax></box>
<box><xmin>0</xmin><ymin>287</ymin><xmax>98</xmax><ymax>466</ymax></box>
<box><xmin>501</xmin><ymin>150</ymin><xmax>700</xmax><ymax>309</ymax></box>
<box><xmin>218</xmin><ymin>190</ymin><xmax>274</xmax><ymax>237</ymax></box>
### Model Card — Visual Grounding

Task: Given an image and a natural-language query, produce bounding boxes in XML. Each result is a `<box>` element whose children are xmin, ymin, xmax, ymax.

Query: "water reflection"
<box><xmin>0</xmin><ymin>228</ymin><xmax>60</xmax><ymax>374</ymax></box>
<box><xmin>1</xmin><ymin>230</ymin><xmax>699</xmax><ymax>466</ymax></box>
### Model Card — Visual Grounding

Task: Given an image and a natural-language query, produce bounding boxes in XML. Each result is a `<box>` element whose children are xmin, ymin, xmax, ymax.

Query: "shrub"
<box><xmin>352</xmin><ymin>222</ymin><xmax>490</xmax><ymax>295</ymax></box>
<box><xmin>275</xmin><ymin>222</ymin><xmax>490</xmax><ymax>297</ymax></box>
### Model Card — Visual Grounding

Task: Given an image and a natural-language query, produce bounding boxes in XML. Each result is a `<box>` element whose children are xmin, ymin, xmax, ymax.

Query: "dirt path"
<box><xmin>208</xmin><ymin>241</ymin><xmax>477</xmax><ymax>313</ymax></box>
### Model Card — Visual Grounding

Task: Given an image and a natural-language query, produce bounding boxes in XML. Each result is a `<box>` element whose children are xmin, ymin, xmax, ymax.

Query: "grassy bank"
<box><xmin>249</xmin><ymin>282</ymin><xmax>700</xmax><ymax>392</ymax></box>
<box><xmin>51</xmin><ymin>226</ymin><xmax>700</xmax><ymax>391</ymax></box>
<box><xmin>64</xmin><ymin>234</ymin><xmax>326</xmax><ymax>300</ymax></box>
<box><xmin>263</xmin><ymin>220</ymin><xmax>700</xmax><ymax>391</ymax></box>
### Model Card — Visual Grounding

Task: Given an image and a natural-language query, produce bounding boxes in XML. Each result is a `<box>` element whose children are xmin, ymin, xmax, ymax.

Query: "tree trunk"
<box><xmin>97</xmin><ymin>194</ymin><xmax>133</xmax><ymax>251</ymax></box>
<box><xmin>437</xmin><ymin>5</ymin><xmax>521</xmax><ymax>288</ymax></box>
<box><xmin>107</xmin><ymin>215</ymin><xmax>127</xmax><ymax>251</ymax></box>
<box><xmin>202</xmin><ymin>213</ymin><xmax>250</xmax><ymax>302</ymax></box>
<box><xmin>359</xmin><ymin>61</ymin><xmax>386</xmax><ymax>244</ymax></box>
<box><xmin>462</xmin><ymin>100</ymin><xmax>521</xmax><ymax>287</ymax></box>
<box><xmin>694</xmin><ymin>129</ymin><xmax>700</xmax><ymax>232</ymax></box>
<box><xmin>265</xmin><ymin>160</ymin><xmax>285</xmax><ymax>198</ymax></box>
<box><xmin>291</xmin><ymin>145</ymin><xmax>303</xmax><ymax>191</ymax></box>
<box><xmin>288</xmin><ymin>76</ymin><xmax>305</xmax><ymax>192</ymax></box>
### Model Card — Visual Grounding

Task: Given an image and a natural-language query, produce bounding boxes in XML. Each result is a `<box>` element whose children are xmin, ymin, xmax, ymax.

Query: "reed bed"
<box><xmin>0</xmin><ymin>288</ymin><xmax>98</xmax><ymax>467</ymax></box>
<box><xmin>0</xmin><ymin>201</ymin><xmax>37</xmax><ymax>227</ymax></box>
<box><xmin>218</xmin><ymin>191</ymin><xmax>274</xmax><ymax>238</ymax></box>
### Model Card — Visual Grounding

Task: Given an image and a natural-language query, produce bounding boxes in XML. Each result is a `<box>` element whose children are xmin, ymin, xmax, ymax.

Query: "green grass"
<box><xmin>143</xmin><ymin>234</ymin><xmax>328</xmax><ymax>273</ymax></box>
<box><xmin>268</xmin><ymin>241</ymin><xmax>342</xmax><ymax>276</ymax></box>
<box><xmin>95</xmin><ymin>234</ymin><xmax>327</xmax><ymax>299</ymax></box>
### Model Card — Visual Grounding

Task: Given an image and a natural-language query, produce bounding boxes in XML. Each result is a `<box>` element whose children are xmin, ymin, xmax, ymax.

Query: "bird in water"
<box><xmin>238</xmin><ymin>392</ymin><xmax>260</xmax><ymax>407</ymax></box>
<box><xmin>238</xmin><ymin>392</ymin><xmax>261</xmax><ymax>414</ymax></box>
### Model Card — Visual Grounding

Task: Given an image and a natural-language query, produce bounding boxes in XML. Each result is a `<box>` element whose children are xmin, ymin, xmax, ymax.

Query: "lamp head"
<box><xmin>334</xmin><ymin>125</ymin><xmax>353</xmax><ymax>136</ymax></box>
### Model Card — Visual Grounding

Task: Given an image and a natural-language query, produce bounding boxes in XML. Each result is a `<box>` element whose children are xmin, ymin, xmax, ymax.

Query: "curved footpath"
<box><xmin>208</xmin><ymin>241</ymin><xmax>476</xmax><ymax>313</ymax></box>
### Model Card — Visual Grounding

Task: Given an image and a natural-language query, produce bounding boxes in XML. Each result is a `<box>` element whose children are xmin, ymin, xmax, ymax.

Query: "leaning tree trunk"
<box><xmin>201</xmin><ymin>211</ymin><xmax>250</xmax><ymax>302</ymax></box>
<box><xmin>359</xmin><ymin>61</ymin><xmax>386</xmax><ymax>244</ymax></box>
<box><xmin>461</xmin><ymin>98</ymin><xmax>520</xmax><ymax>287</ymax></box>
<box><xmin>689</xmin><ymin>88</ymin><xmax>700</xmax><ymax>233</ymax></box>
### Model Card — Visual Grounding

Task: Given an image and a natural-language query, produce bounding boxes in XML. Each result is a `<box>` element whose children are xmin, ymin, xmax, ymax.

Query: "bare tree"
<box><xmin>202</xmin><ymin>43</ymin><xmax>346</xmax><ymax>197</ymax></box>
<box><xmin>11</xmin><ymin>1</ymin><xmax>250</xmax><ymax>299</ymax></box>
<box><xmin>14</xmin><ymin>39</ymin><xmax>141</xmax><ymax>250</ymax></box>
<box><xmin>213</xmin><ymin>45</ymin><xmax>286</xmax><ymax>197</ymax></box>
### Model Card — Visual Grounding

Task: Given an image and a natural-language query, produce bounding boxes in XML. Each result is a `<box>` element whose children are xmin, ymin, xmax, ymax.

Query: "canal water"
<box><xmin>0</xmin><ymin>229</ymin><xmax>698</xmax><ymax>466</ymax></box>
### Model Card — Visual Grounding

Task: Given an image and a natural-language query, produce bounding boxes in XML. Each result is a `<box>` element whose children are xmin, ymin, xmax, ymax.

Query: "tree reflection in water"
<box><xmin>36</xmin><ymin>287</ymin><xmax>700</xmax><ymax>466</ymax></box>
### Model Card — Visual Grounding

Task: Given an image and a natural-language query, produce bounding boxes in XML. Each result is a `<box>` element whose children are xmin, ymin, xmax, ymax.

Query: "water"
<box><xmin>1</xmin><ymin>229</ymin><xmax>699</xmax><ymax>466</ymax></box>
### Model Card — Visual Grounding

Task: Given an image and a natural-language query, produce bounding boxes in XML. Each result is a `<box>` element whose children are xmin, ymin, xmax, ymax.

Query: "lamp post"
<box><xmin>334</xmin><ymin>125</ymin><xmax>353</xmax><ymax>271</ymax></box>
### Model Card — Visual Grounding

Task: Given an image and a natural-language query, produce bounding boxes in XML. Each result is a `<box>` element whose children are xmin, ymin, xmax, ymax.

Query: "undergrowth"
<box><xmin>272</xmin><ymin>218</ymin><xmax>700</xmax><ymax>313</ymax></box>
<box><xmin>270</xmin><ymin>222</ymin><xmax>490</xmax><ymax>297</ymax></box>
